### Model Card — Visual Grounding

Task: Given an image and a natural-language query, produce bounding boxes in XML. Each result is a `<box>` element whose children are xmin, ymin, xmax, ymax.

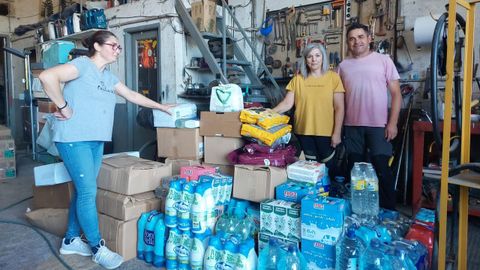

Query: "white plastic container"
<box><xmin>153</xmin><ymin>103</ymin><xmax>197</xmax><ymax>127</ymax></box>
<box><xmin>286</xmin><ymin>160</ymin><xmax>327</xmax><ymax>185</ymax></box>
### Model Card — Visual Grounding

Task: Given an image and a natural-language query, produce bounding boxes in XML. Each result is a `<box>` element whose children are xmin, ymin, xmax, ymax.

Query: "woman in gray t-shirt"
<box><xmin>39</xmin><ymin>30</ymin><xmax>173</xmax><ymax>269</ymax></box>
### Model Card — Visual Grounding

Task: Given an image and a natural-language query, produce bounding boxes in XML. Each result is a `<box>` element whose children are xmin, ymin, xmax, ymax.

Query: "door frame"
<box><xmin>124</xmin><ymin>24</ymin><xmax>162</xmax><ymax>151</ymax></box>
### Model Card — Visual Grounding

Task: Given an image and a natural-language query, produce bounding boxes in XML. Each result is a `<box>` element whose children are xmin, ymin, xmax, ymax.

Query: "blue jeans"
<box><xmin>56</xmin><ymin>141</ymin><xmax>104</xmax><ymax>247</ymax></box>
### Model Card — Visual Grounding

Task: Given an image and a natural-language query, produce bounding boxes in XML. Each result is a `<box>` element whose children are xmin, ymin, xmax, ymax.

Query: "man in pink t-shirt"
<box><xmin>337</xmin><ymin>23</ymin><xmax>401</xmax><ymax>210</ymax></box>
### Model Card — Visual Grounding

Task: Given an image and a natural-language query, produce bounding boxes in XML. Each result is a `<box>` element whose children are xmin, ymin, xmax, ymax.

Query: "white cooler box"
<box><xmin>153</xmin><ymin>103</ymin><xmax>197</xmax><ymax>127</ymax></box>
<box><xmin>286</xmin><ymin>160</ymin><xmax>327</xmax><ymax>185</ymax></box>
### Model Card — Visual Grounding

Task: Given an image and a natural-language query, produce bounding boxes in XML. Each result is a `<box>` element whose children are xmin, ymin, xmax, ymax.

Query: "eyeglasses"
<box><xmin>104</xmin><ymin>42</ymin><xmax>122</xmax><ymax>52</ymax></box>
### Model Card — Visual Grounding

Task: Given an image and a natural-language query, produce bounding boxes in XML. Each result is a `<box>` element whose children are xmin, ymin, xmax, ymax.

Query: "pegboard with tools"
<box><xmin>263</xmin><ymin>1</ymin><xmax>344</xmax><ymax>79</ymax></box>
<box><xmin>346</xmin><ymin>0</ymin><xmax>397</xmax><ymax>56</ymax></box>
<box><xmin>262</xmin><ymin>0</ymin><xmax>397</xmax><ymax>79</ymax></box>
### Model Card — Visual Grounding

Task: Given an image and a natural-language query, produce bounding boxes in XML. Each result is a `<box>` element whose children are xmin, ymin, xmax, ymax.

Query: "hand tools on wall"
<box><xmin>354</xmin><ymin>0</ymin><xmax>367</xmax><ymax>24</ymax></box>
<box><xmin>374</xmin><ymin>0</ymin><xmax>387</xmax><ymax>36</ymax></box>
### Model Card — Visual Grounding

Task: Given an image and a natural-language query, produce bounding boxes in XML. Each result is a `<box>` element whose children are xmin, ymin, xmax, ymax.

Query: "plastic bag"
<box><xmin>210</xmin><ymin>84</ymin><xmax>244</xmax><ymax>112</ymax></box>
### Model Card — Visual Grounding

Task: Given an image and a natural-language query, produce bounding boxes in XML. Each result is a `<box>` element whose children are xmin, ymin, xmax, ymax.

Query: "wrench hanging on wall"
<box><xmin>374</xmin><ymin>0</ymin><xmax>387</xmax><ymax>36</ymax></box>
<box><xmin>354</xmin><ymin>0</ymin><xmax>367</xmax><ymax>24</ymax></box>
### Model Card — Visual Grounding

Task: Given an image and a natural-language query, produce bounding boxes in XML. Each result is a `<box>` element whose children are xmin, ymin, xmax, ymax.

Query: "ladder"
<box><xmin>175</xmin><ymin>0</ymin><xmax>280</xmax><ymax>103</ymax></box>
<box><xmin>437</xmin><ymin>1</ymin><xmax>480</xmax><ymax>270</ymax></box>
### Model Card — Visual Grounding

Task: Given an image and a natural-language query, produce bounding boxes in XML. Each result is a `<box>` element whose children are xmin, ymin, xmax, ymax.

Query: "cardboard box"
<box><xmin>25</xmin><ymin>208</ymin><xmax>68</xmax><ymax>237</ymax></box>
<box><xmin>34</xmin><ymin>162</ymin><xmax>71</xmax><ymax>186</ymax></box>
<box><xmin>191</xmin><ymin>0</ymin><xmax>217</xmax><ymax>33</ymax></box>
<box><xmin>165</xmin><ymin>158</ymin><xmax>201</xmax><ymax>175</ymax></box>
<box><xmin>32</xmin><ymin>182</ymin><xmax>74</xmax><ymax>209</ymax></box>
<box><xmin>98</xmin><ymin>213</ymin><xmax>137</xmax><ymax>261</ymax></box>
<box><xmin>98</xmin><ymin>155</ymin><xmax>172</xmax><ymax>195</ymax></box>
<box><xmin>200</xmin><ymin>112</ymin><xmax>242</xmax><ymax>138</ymax></box>
<box><xmin>157</xmin><ymin>128</ymin><xmax>204</xmax><ymax>160</ymax></box>
<box><xmin>202</xmin><ymin>162</ymin><xmax>235</xmax><ymax>176</ymax></box>
<box><xmin>0</xmin><ymin>160</ymin><xmax>16</xmax><ymax>180</ymax></box>
<box><xmin>37</xmin><ymin>100</ymin><xmax>57</xmax><ymax>113</ymax></box>
<box><xmin>96</xmin><ymin>190</ymin><xmax>161</xmax><ymax>221</ymax></box>
<box><xmin>204</xmin><ymin>136</ymin><xmax>244</xmax><ymax>165</ymax></box>
<box><xmin>0</xmin><ymin>125</ymin><xmax>11</xmax><ymax>138</ymax></box>
<box><xmin>0</xmin><ymin>137</ymin><xmax>15</xmax><ymax>160</ymax></box>
<box><xmin>233</xmin><ymin>165</ymin><xmax>287</xmax><ymax>202</ymax></box>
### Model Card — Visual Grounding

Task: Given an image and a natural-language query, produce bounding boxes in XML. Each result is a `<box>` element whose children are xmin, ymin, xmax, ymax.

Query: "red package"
<box><xmin>227</xmin><ymin>145</ymin><xmax>297</xmax><ymax>167</ymax></box>
<box><xmin>405</xmin><ymin>223</ymin><xmax>434</xmax><ymax>266</ymax></box>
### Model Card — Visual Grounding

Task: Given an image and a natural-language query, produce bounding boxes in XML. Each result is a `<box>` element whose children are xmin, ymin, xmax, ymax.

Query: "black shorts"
<box><xmin>296</xmin><ymin>134</ymin><xmax>335</xmax><ymax>162</ymax></box>
<box><xmin>344</xmin><ymin>126</ymin><xmax>392</xmax><ymax>156</ymax></box>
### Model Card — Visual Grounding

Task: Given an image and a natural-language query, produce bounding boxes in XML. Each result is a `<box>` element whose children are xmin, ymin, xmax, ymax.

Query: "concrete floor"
<box><xmin>1</xmin><ymin>150</ymin><xmax>480</xmax><ymax>270</ymax></box>
<box><xmin>0</xmin><ymin>151</ymin><xmax>159</xmax><ymax>270</ymax></box>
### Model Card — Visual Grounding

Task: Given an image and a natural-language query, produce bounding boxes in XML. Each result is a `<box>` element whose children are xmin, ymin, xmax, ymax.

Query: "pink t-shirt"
<box><xmin>337</xmin><ymin>52</ymin><xmax>400</xmax><ymax>127</ymax></box>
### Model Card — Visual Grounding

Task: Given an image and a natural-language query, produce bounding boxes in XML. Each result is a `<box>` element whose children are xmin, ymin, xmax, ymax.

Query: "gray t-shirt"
<box><xmin>52</xmin><ymin>56</ymin><xmax>119</xmax><ymax>142</ymax></box>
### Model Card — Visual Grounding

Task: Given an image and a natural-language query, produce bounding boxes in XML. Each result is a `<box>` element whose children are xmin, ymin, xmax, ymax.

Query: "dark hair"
<box><xmin>82</xmin><ymin>30</ymin><xmax>117</xmax><ymax>57</ymax></box>
<box><xmin>346</xmin><ymin>23</ymin><xmax>370</xmax><ymax>37</ymax></box>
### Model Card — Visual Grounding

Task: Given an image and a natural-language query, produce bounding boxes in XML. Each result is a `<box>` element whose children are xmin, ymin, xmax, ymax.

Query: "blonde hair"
<box><xmin>299</xmin><ymin>43</ymin><xmax>329</xmax><ymax>78</ymax></box>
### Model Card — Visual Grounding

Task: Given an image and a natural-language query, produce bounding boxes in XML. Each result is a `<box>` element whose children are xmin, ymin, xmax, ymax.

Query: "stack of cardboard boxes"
<box><xmin>0</xmin><ymin>125</ymin><xmax>16</xmax><ymax>180</ymax></box>
<box><xmin>29</xmin><ymin>154</ymin><xmax>172</xmax><ymax>260</ymax></box>
<box><xmin>96</xmin><ymin>155</ymin><xmax>171</xmax><ymax>260</ymax></box>
<box><xmin>156</xmin><ymin>111</ymin><xmax>288</xmax><ymax>204</ymax></box>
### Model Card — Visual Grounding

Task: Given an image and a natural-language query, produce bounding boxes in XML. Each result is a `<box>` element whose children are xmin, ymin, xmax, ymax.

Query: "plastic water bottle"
<box><xmin>392</xmin><ymin>239</ymin><xmax>428</xmax><ymax>270</ymax></box>
<box><xmin>335</xmin><ymin>227</ymin><xmax>366</xmax><ymax>270</ymax></box>
<box><xmin>350</xmin><ymin>163</ymin><xmax>366</xmax><ymax>219</ymax></box>
<box><xmin>191</xmin><ymin>183</ymin><xmax>208</xmax><ymax>234</ymax></box>
<box><xmin>143</xmin><ymin>211</ymin><xmax>161</xmax><ymax>263</ymax></box>
<box><xmin>190</xmin><ymin>229</ymin><xmax>212</xmax><ymax>270</ymax></box>
<box><xmin>177</xmin><ymin>230</ymin><xmax>193</xmax><ymax>267</ymax></box>
<box><xmin>365</xmin><ymin>163</ymin><xmax>379</xmax><ymax>221</ymax></box>
<box><xmin>218</xmin><ymin>176</ymin><xmax>228</xmax><ymax>205</ymax></box>
<box><xmin>246</xmin><ymin>238</ymin><xmax>257</xmax><ymax>270</ymax></box>
<box><xmin>178</xmin><ymin>182</ymin><xmax>196</xmax><ymax>231</ymax></box>
<box><xmin>222</xmin><ymin>240</ymin><xmax>239</xmax><ymax>270</ymax></box>
<box><xmin>165</xmin><ymin>227</ymin><xmax>181</xmax><ymax>270</ymax></box>
<box><xmin>211</xmin><ymin>176</ymin><xmax>221</xmax><ymax>205</ymax></box>
<box><xmin>364</xmin><ymin>239</ymin><xmax>393</xmax><ymax>270</ymax></box>
<box><xmin>204</xmin><ymin>184</ymin><xmax>216</xmax><ymax>231</ymax></box>
<box><xmin>224</xmin><ymin>175</ymin><xmax>233</xmax><ymax>203</ymax></box>
<box><xmin>153</xmin><ymin>215</ymin><xmax>166</xmax><ymax>267</ymax></box>
<box><xmin>283</xmin><ymin>244</ymin><xmax>306</xmax><ymax>270</ymax></box>
<box><xmin>204</xmin><ymin>236</ymin><xmax>223</xmax><ymax>270</ymax></box>
<box><xmin>258</xmin><ymin>238</ymin><xmax>281</xmax><ymax>270</ymax></box>
<box><xmin>165</xmin><ymin>180</ymin><xmax>183</xmax><ymax>228</ymax></box>
<box><xmin>391</xmin><ymin>249</ymin><xmax>416</xmax><ymax>270</ymax></box>
<box><xmin>136</xmin><ymin>212</ymin><xmax>150</xmax><ymax>260</ymax></box>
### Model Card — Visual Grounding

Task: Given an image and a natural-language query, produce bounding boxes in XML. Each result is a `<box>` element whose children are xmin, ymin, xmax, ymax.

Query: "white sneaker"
<box><xmin>92</xmin><ymin>239</ymin><xmax>123</xmax><ymax>269</ymax></box>
<box><xmin>59</xmin><ymin>237</ymin><xmax>92</xmax><ymax>256</ymax></box>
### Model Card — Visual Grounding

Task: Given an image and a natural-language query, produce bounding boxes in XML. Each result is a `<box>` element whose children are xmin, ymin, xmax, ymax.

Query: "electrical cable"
<box><xmin>0</xmin><ymin>197</ymin><xmax>73</xmax><ymax>270</ymax></box>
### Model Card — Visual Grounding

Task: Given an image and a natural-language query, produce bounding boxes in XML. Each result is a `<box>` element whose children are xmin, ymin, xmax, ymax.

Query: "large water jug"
<box><xmin>258</xmin><ymin>238</ymin><xmax>282</xmax><ymax>270</ymax></box>
<box><xmin>283</xmin><ymin>244</ymin><xmax>306</xmax><ymax>270</ymax></box>
<box><xmin>165</xmin><ymin>227</ymin><xmax>181</xmax><ymax>270</ymax></box>
<box><xmin>335</xmin><ymin>227</ymin><xmax>366</xmax><ymax>270</ymax></box>
<box><xmin>364</xmin><ymin>239</ymin><xmax>393</xmax><ymax>270</ymax></box>
<box><xmin>391</xmin><ymin>248</ymin><xmax>416</xmax><ymax>270</ymax></box>
<box><xmin>153</xmin><ymin>215</ymin><xmax>166</xmax><ymax>267</ymax></box>
<box><xmin>136</xmin><ymin>211</ymin><xmax>150</xmax><ymax>260</ymax></box>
